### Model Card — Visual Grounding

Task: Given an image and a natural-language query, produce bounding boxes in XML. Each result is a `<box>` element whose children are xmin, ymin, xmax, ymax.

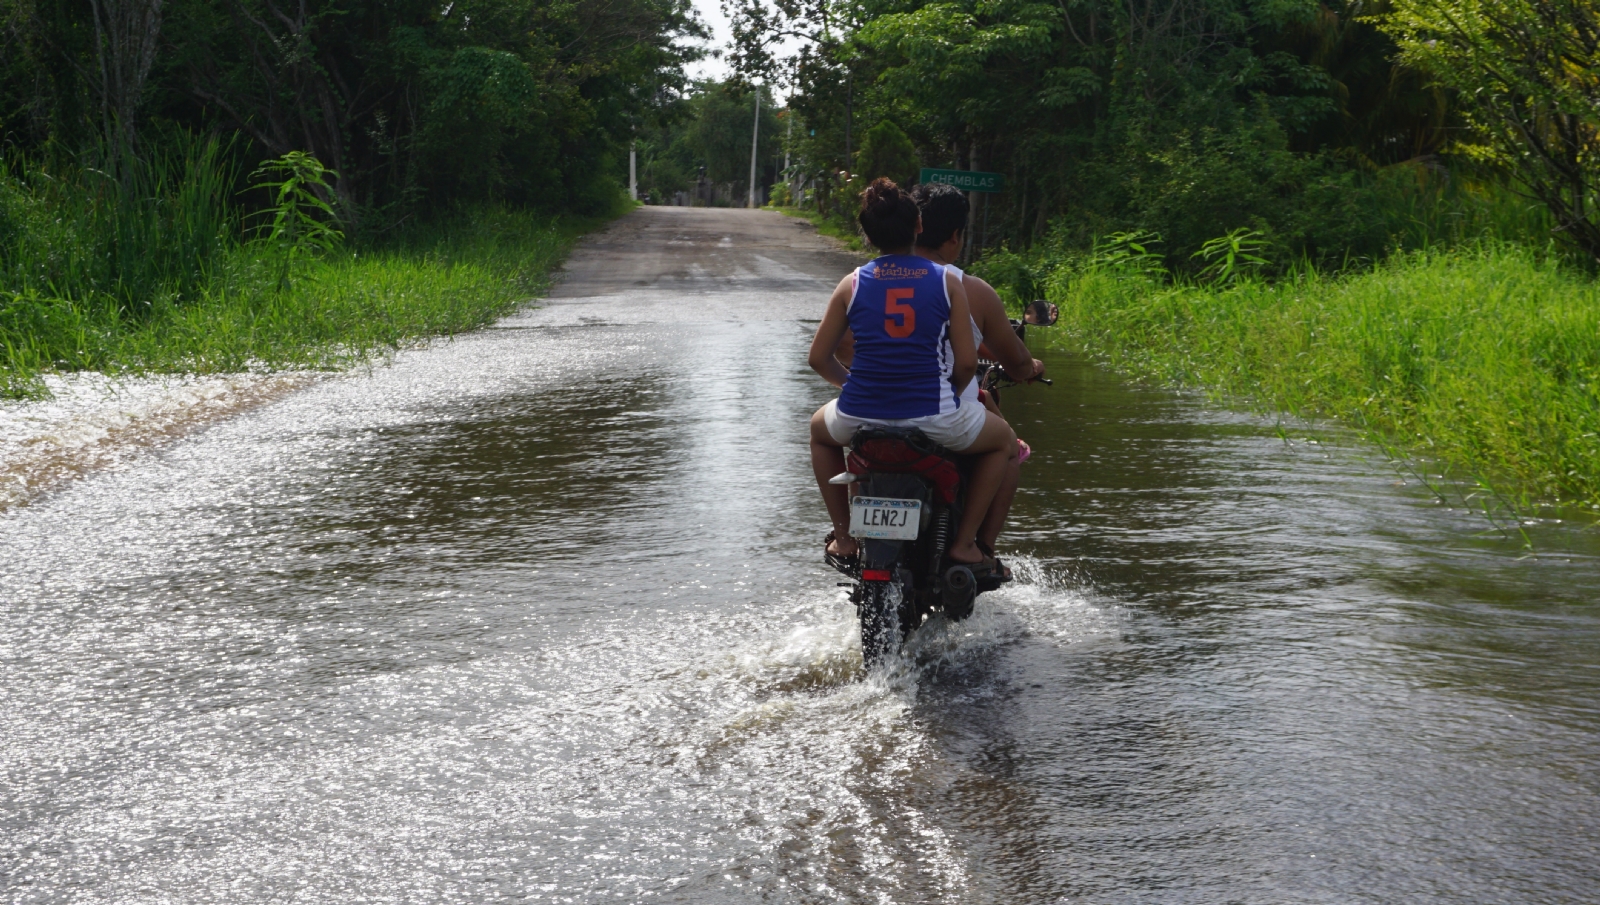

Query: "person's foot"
<box><xmin>976</xmin><ymin>539</ymin><xmax>1013</xmax><ymax>581</ymax></box>
<box><xmin>824</xmin><ymin>531</ymin><xmax>859</xmax><ymax>563</ymax></box>
<box><xmin>947</xmin><ymin>539</ymin><xmax>993</xmax><ymax>569</ymax></box>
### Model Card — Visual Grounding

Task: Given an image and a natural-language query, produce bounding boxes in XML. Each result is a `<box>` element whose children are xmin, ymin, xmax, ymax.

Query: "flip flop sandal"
<box><xmin>823</xmin><ymin>530</ymin><xmax>860</xmax><ymax>575</ymax></box>
<box><xmin>948</xmin><ymin>550</ymin><xmax>1002</xmax><ymax>577</ymax></box>
<box><xmin>1016</xmin><ymin>439</ymin><xmax>1032</xmax><ymax>464</ymax></box>
<box><xmin>975</xmin><ymin>540</ymin><xmax>1014</xmax><ymax>583</ymax></box>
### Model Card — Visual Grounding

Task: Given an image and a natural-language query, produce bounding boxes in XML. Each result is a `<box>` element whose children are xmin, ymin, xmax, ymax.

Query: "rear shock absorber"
<box><xmin>930</xmin><ymin>507</ymin><xmax>951</xmax><ymax>567</ymax></box>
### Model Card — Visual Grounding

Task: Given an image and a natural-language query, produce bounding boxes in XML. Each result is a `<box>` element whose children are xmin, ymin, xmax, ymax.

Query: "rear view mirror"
<box><xmin>1024</xmin><ymin>300</ymin><xmax>1058</xmax><ymax>326</ymax></box>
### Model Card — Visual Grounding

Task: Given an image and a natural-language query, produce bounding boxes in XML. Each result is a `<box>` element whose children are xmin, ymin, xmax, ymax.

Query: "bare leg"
<box><xmin>948</xmin><ymin>412</ymin><xmax>1016</xmax><ymax>565</ymax></box>
<box><xmin>810</xmin><ymin>407</ymin><xmax>858</xmax><ymax>558</ymax></box>
<box><xmin>978</xmin><ymin>438</ymin><xmax>1021</xmax><ymax>550</ymax></box>
<box><xmin>979</xmin><ymin>388</ymin><xmax>1002</xmax><ymax>416</ymax></box>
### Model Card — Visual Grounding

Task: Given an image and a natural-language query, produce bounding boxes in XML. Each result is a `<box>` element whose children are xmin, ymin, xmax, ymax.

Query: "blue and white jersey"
<box><xmin>837</xmin><ymin>255</ymin><xmax>961</xmax><ymax>420</ymax></box>
<box><xmin>943</xmin><ymin>262</ymin><xmax>984</xmax><ymax>409</ymax></box>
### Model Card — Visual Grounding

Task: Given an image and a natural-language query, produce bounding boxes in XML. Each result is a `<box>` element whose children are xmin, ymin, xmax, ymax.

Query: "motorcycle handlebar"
<box><xmin>980</xmin><ymin>360</ymin><xmax>1051</xmax><ymax>389</ymax></box>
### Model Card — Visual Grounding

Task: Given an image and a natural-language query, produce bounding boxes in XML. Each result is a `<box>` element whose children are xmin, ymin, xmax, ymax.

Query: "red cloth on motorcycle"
<box><xmin>846</xmin><ymin>429</ymin><xmax>962</xmax><ymax>504</ymax></box>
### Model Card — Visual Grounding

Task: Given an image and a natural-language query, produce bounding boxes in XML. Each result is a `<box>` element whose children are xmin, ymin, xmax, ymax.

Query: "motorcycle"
<box><xmin>828</xmin><ymin>300</ymin><xmax>1058</xmax><ymax>667</ymax></box>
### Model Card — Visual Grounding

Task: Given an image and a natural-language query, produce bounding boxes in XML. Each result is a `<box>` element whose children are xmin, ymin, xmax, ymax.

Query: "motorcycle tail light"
<box><xmin>862</xmin><ymin>569</ymin><xmax>892</xmax><ymax>581</ymax></box>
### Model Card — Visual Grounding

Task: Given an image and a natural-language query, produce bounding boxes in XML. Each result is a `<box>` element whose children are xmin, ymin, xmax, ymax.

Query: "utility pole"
<box><xmin>629</xmin><ymin>139</ymin><xmax>637</xmax><ymax>202</ymax></box>
<box><xmin>844</xmin><ymin>73</ymin><xmax>853</xmax><ymax>177</ymax></box>
<box><xmin>783</xmin><ymin>100</ymin><xmax>795</xmax><ymax>204</ymax></box>
<box><xmin>748</xmin><ymin>86</ymin><xmax>761</xmax><ymax>208</ymax></box>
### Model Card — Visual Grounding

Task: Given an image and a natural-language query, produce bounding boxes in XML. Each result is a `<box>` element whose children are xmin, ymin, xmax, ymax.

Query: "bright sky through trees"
<box><xmin>687</xmin><ymin>0</ymin><xmax>802</xmax><ymax>88</ymax></box>
<box><xmin>688</xmin><ymin>0</ymin><xmax>732</xmax><ymax>80</ymax></box>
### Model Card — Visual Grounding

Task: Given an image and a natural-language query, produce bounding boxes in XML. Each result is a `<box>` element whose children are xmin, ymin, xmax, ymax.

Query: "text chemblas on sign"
<box><xmin>918</xmin><ymin>168</ymin><xmax>1005</xmax><ymax>193</ymax></box>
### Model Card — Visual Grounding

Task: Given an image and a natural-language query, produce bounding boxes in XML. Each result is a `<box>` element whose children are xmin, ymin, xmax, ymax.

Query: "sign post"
<box><xmin>918</xmin><ymin>168</ymin><xmax>1005</xmax><ymax>193</ymax></box>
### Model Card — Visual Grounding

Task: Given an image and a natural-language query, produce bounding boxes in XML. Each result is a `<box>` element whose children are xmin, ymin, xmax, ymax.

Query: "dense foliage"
<box><xmin>1</xmin><ymin>203</ymin><xmax>591</xmax><ymax>397</ymax></box>
<box><xmin>730</xmin><ymin>0</ymin><xmax>1577</xmax><ymax>267</ymax></box>
<box><xmin>634</xmin><ymin>80</ymin><xmax>783</xmax><ymax>205</ymax></box>
<box><xmin>1378</xmin><ymin>0</ymin><xmax>1599</xmax><ymax>259</ymax></box>
<box><xmin>0</xmin><ymin>0</ymin><xmax>701</xmax><ymax>395</ymax></box>
<box><xmin>1</xmin><ymin>0</ymin><xmax>704</xmax><ymax>226</ymax></box>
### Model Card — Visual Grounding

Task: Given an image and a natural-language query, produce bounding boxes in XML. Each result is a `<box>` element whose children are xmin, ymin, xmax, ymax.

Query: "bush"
<box><xmin>1379</xmin><ymin>0</ymin><xmax>1600</xmax><ymax>259</ymax></box>
<box><xmin>856</xmin><ymin>121</ymin><xmax>919</xmax><ymax>187</ymax></box>
<box><xmin>1113</xmin><ymin>116</ymin><xmax>1390</xmax><ymax>271</ymax></box>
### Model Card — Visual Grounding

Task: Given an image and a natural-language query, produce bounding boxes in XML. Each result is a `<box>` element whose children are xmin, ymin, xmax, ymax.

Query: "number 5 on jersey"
<box><xmin>884</xmin><ymin>288</ymin><xmax>916</xmax><ymax>338</ymax></box>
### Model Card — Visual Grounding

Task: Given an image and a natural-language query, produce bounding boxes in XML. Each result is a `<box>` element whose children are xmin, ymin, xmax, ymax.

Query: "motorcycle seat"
<box><xmin>846</xmin><ymin>427</ymin><xmax>963</xmax><ymax>504</ymax></box>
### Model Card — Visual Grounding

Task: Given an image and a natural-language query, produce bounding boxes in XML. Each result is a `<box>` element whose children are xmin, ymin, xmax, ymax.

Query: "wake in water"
<box><xmin>0</xmin><ymin>371</ymin><xmax>316</xmax><ymax>509</ymax></box>
<box><xmin>727</xmin><ymin>555</ymin><xmax>1113</xmax><ymax>697</ymax></box>
<box><xmin>661</xmin><ymin>557</ymin><xmax>1116</xmax><ymax>902</ymax></box>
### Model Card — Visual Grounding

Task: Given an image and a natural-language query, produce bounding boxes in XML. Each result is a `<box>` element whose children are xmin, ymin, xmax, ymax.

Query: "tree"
<box><xmin>728</xmin><ymin>0</ymin><xmax>1471</xmax><ymax>264</ymax></box>
<box><xmin>1</xmin><ymin>0</ymin><xmax>707</xmax><ymax>224</ymax></box>
<box><xmin>686</xmin><ymin>81</ymin><xmax>781</xmax><ymax>200</ymax></box>
<box><xmin>87</xmin><ymin>0</ymin><xmax>163</xmax><ymax>150</ymax></box>
<box><xmin>1377</xmin><ymin>0</ymin><xmax>1600</xmax><ymax>258</ymax></box>
<box><xmin>856</xmin><ymin>120</ymin><xmax>917</xmax><ymax>185</ymax></box>
<box><xmin>631</xmin><ymin>80</ymin><xmax>782</xmax><ymax>205</ymax></box>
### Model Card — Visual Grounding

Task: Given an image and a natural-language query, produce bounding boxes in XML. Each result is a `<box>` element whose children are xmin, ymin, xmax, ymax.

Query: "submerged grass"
<box><xmin>1043</xmin><ymin>243</ymin><xmax>1600</xmax><ymax>512</ymax></box>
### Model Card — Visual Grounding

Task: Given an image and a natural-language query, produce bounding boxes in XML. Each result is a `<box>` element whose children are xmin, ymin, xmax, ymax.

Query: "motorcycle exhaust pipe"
<box><xmin>943</xmin><ymin>565</ymin><xmax>976</xmax><ymax>620</ymax></box>
<box><xmin>944</xmin><ymin>565</ymin><xmax>975</xmax><ymax>593</ymax></box>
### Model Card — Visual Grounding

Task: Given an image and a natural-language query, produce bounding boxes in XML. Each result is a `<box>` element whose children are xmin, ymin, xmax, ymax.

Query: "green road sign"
<box><xmin>919</xmin><ymin>168</ymin><xmax>1005</xmax><ymax>193</ymax></box>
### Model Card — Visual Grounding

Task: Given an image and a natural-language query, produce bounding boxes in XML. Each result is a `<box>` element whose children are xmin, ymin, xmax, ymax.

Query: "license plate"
<box><xmin>849</xmin><ymin>496</ymin><xmax>921</xmax><ymax>540</ymax></box>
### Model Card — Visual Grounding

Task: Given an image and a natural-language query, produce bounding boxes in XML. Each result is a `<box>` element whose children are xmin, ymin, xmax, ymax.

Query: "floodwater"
<box><xmin>2</xmin><ymin>208</ymin><xmax>1597</xmax><ymax>903</ymax></box>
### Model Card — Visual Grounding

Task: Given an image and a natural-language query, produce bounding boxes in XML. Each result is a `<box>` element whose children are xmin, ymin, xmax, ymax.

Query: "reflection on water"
<box><xmin>3</xmin><ymin>260</ymin><xmax>1599</xmax><ymax>902</ymax></box>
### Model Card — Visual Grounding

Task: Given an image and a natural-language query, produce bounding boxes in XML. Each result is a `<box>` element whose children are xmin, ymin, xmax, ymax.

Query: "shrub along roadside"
<box><xmin>0</xmin><ymin>205</ymin><xmax>602</xmax><ymax>398</ymax></box>
<box><xmin>1038</xmin><ymin>244</ymin><xmax>1600</xmax><ymax>513</ymax></box>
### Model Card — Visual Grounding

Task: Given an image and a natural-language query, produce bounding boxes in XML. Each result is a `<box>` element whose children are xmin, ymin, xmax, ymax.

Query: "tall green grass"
<box><xmin>1369</xmin><ymin>163</ymin><xmax>1556</xmax><ymax>256</ymax></box>
<box><xmin>1</xmin><ymin>144</ymin><xmax>601</xmax><ymax>398</ymax></box>
<box><xmin>0</xmin><ymin>138</ymin><xmax>235</xmax><ymax>315</ymax></box>
<box><xmin>975</xmin><ymin>165</ymin><xmax>1561</xmax><ymax>307</ymax></box>
<box><xmin>1044</xmin><ymin>244</ymin><xmax>1600</xmax><ymax>511</ymax></box>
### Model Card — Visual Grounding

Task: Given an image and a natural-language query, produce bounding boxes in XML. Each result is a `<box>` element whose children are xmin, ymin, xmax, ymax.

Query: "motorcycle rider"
<box><xmin>910</xmin><ymin>182</ymin><xmax>1044</xmax><ymax>559</ymax></box>
<box><xmin>809</xmin><ymin>178</ymin><xmax>1016</xmax><ymax>574</ymax></box>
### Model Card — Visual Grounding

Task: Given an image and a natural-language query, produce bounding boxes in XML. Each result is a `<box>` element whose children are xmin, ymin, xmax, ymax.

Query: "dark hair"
<box><xmin>857</xmin><ymin>177</ymin><xmax>919</xmax><ymax>250</ymax></box>
<box><xmin>911</xmin><ymin>182</ymin><xmax>969</xmax><ymax>249</ymax></box>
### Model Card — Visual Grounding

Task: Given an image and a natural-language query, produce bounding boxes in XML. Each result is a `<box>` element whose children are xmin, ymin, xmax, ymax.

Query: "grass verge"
<box><xmin>1042</xmin><ymin>243</ymin><xmax>1600</xmax><ymax>513</ymax></box>
<box><xmin>1</xmin><ymin>206</ymin><xmax>599</xmax><ymax>398</ymax></box>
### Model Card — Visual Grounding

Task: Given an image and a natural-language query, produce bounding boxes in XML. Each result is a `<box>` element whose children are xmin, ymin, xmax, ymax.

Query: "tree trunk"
<box><xmin>87</xmin><ymin>0</ymin><xmax>163</xmax><ymax>151</ymax></box>
<box><xmin>964</xmin><ymin>134</ymin><xmax>982</xmax><ymax>263</ymax></box>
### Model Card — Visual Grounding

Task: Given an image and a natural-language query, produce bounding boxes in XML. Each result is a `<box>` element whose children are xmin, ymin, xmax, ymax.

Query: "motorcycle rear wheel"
<box><xmin>858</xmin><ymin>580</ymin><xmax>913</xmax><ymax>670</ymax></box>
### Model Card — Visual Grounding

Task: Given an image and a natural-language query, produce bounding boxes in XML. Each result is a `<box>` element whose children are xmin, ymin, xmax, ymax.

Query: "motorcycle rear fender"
<box><xmin>862</xmin><ymin>539</ymin><xmax>903</xmax><ymax>570</ymax></box>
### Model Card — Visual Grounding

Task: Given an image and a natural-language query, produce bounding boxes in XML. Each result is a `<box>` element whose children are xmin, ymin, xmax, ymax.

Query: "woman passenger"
<box><xmin>807</xmin><ymin>178</ymin><xmax>1016</xmax><ymax>573</ymax></box>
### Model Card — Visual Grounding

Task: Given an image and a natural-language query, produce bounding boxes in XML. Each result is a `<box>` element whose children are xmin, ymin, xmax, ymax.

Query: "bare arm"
<box><xmin>832</xmin><ymin>328</ymin><xmax>855</xmax><ymax>368</ymax></box>
<box><xmin>966</xmin><ymin>274</ymin><xmax>1043</xmax><ymax>381</ymax></box>
<box><xmin>946</xmin><ymin>270</ymin><xmax>977</xmax><ymax>395</ymax></box>
<box><xmin>808</xmin><ymin>274</ymin><xmax>856</xmax><ymax>388</ymax></box>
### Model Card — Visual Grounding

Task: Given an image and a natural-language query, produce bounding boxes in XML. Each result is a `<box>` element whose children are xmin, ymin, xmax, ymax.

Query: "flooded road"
<box><xmin>3</xmin><ymin>207</ymin><xmax>1597</xmax><ymax>903</ymax></box>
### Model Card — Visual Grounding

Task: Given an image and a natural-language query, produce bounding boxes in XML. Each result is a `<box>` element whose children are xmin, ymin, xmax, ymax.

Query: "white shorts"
<box><xmin>822</xmin><ymin>398</ymin><xmax>987</xmax><ymax>451</ymax></box>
